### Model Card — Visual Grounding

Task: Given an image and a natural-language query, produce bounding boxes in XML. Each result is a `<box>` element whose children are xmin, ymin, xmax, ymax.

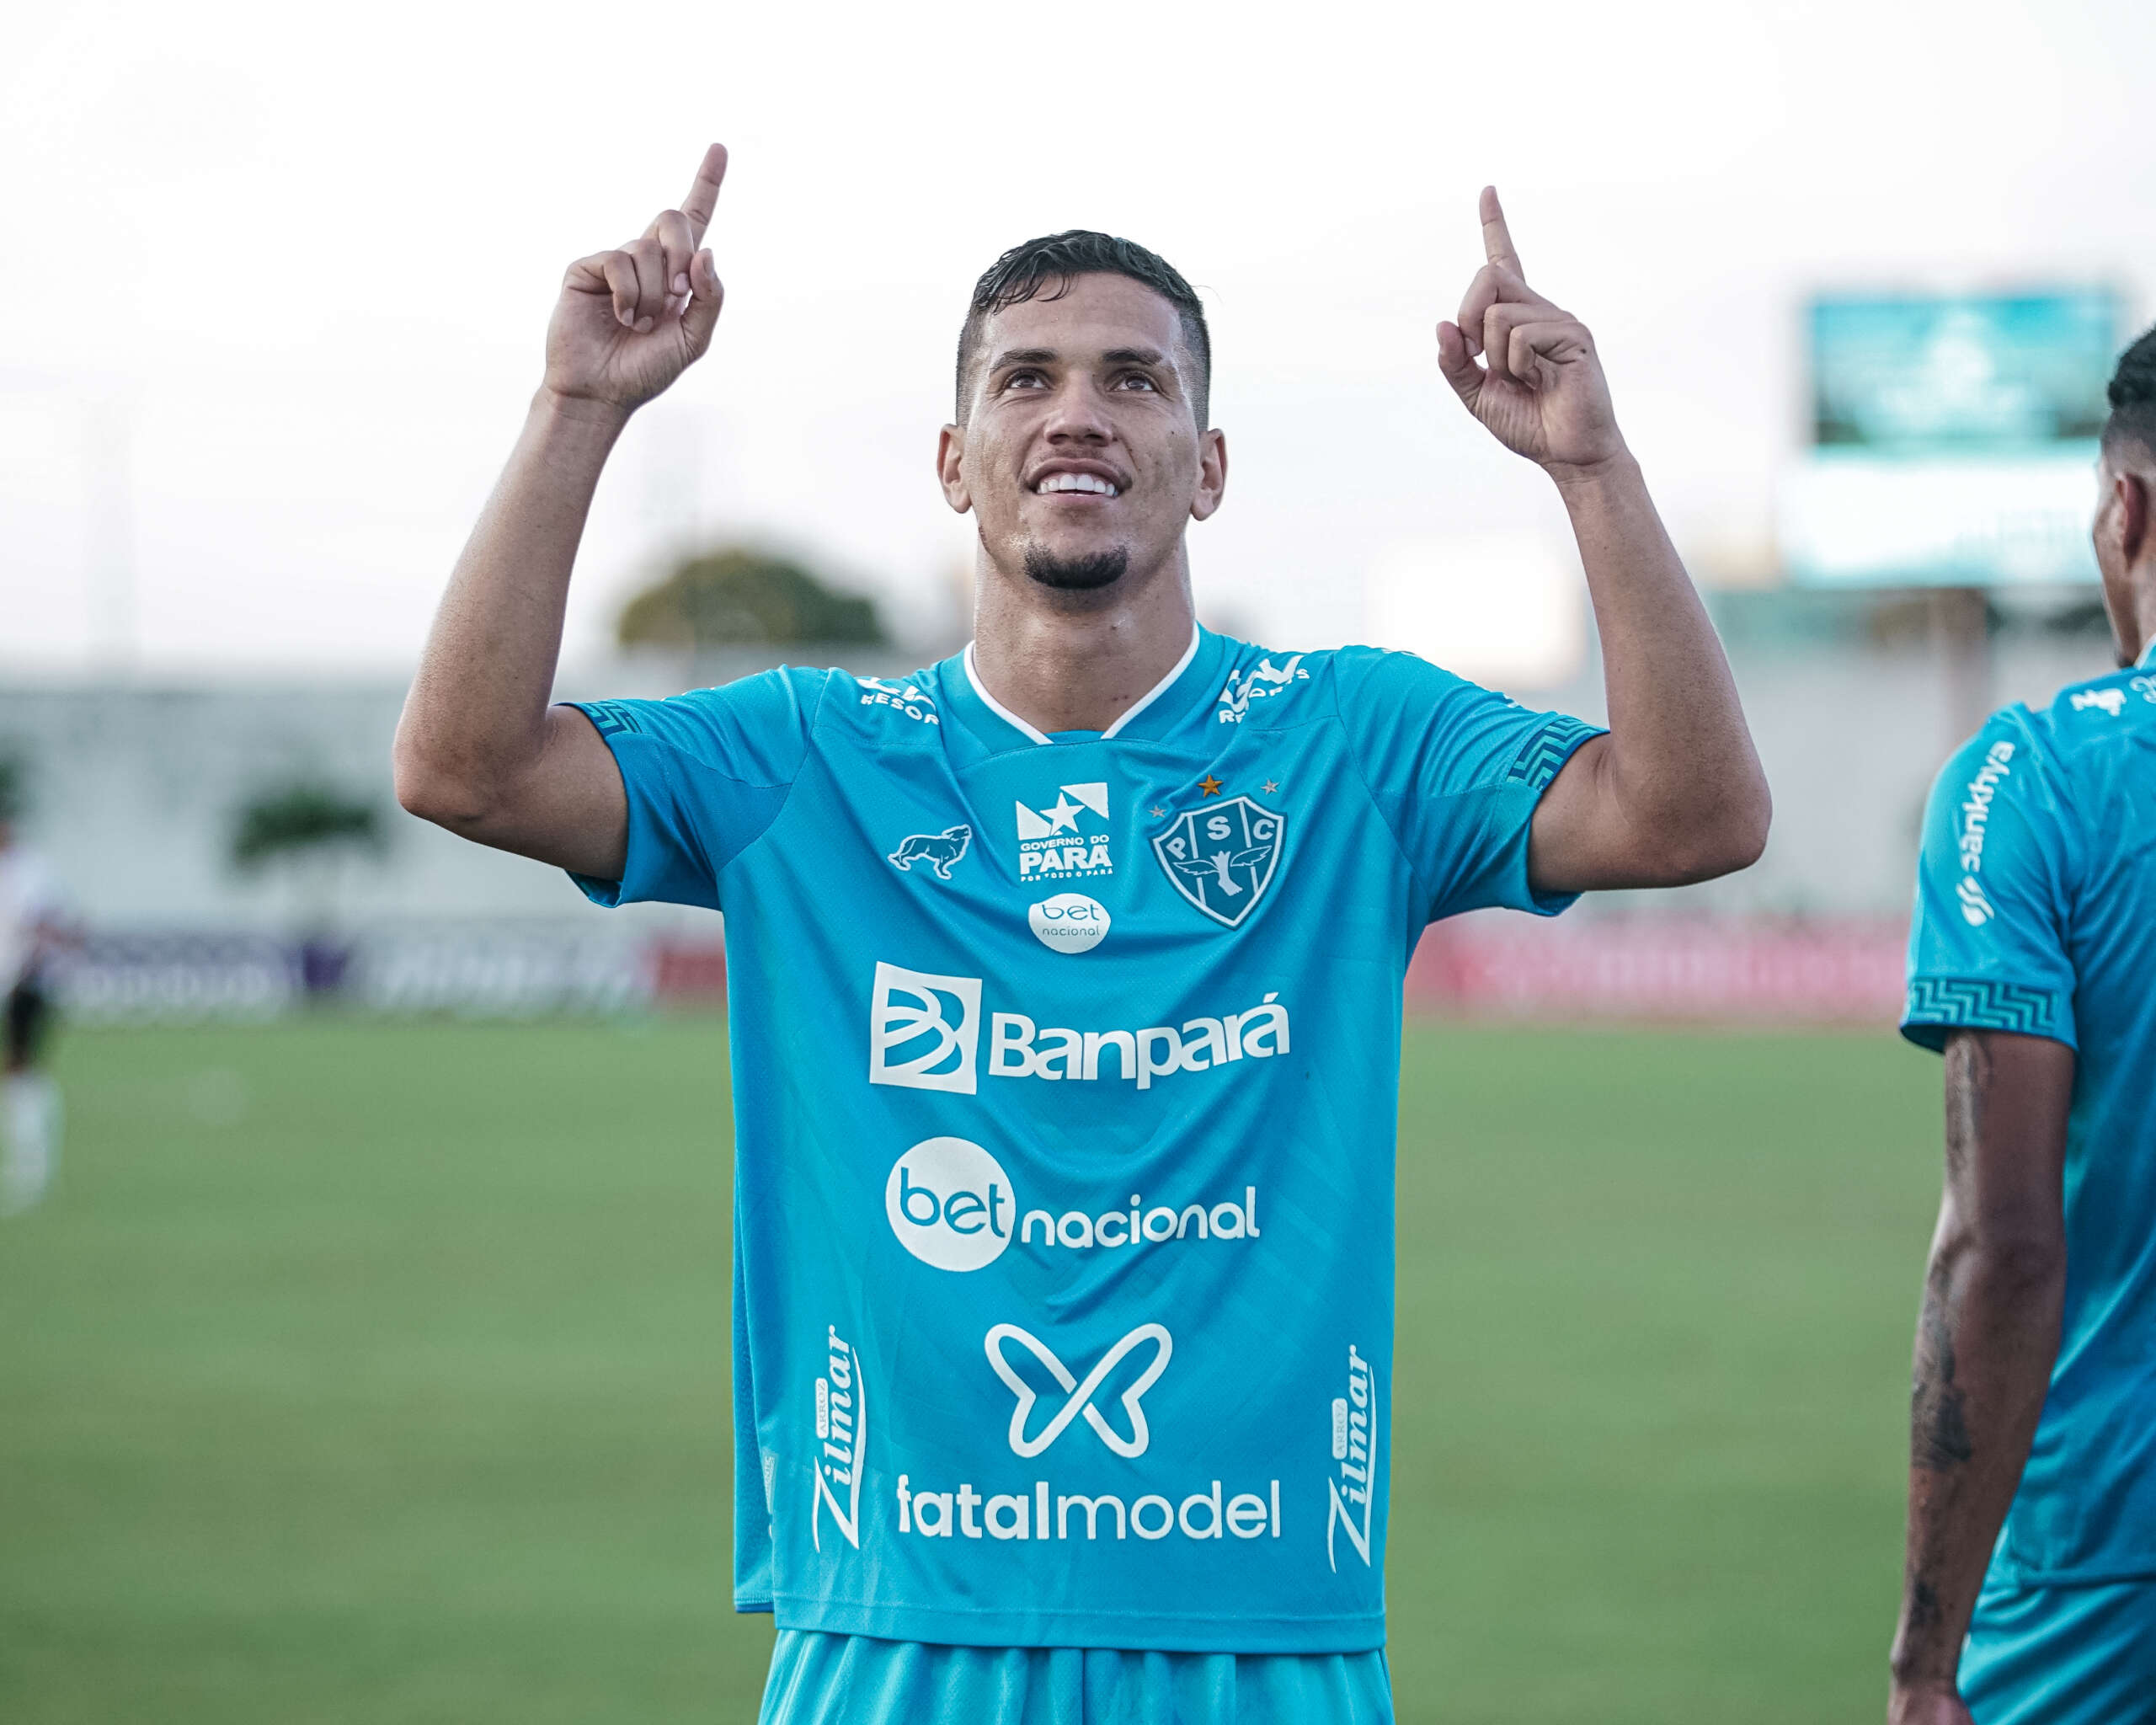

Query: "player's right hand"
<box><xmin>543</xmin><ymin>143</ymin><xmax>727</xmax><ymax>413</ymax></box>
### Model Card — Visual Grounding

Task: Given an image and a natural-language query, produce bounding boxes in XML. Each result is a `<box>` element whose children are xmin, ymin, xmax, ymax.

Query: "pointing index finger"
<box><xmin>680</xmin><ymin>142</ymin><xmax>728</xmax><ymax>247</ymax></box>
<box><xmin>1479</xmin><ymin>184</ymin><xmax>1521</xmax><ymax>273</ymax></box>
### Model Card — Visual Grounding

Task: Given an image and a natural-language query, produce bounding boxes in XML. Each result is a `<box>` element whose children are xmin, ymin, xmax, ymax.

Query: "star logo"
<box><xmin>1198</xmin><ymin>775</ymin><xmax>1223</xmax><ymax>797</ymax></box>
<box><xmin>1261</xmin><ymin>779</ymin><xmax>1279</xmax><ymax>794</ymax></box>
<box><xmin>1040</xmin><ymin>793</ymin><xmax>1084</xmax><ymax>835</ymax></box>
<box><xmin>1149</xmin><ymin>805</ymin><xmax>1166</xmax><ymax>819</ymax></box>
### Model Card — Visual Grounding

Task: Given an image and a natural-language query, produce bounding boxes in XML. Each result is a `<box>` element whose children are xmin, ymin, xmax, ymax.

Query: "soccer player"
<box><xmin>1</xmin><ymin>778</ymin><xmax>68</xmax><ymax>1217</ymax></box>
<box><xmin>395</xmin><ymin>145</ymin><xmax>1769</xmax><ymax>1720</ymax></box>
<box><xmin>1888</xmin><ymin>328</ymin><xmax>2156</xmax><ymax>1725</ymax></box>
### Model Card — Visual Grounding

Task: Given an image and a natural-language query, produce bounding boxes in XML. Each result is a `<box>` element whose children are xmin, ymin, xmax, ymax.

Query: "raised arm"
<box><xmin>1435</xmin><ymin>188</ymin><xmax>1769</xmax><ymax>894</ymax></box>
<box><xmin>1887</xmin><ymin>1029</ymin><xmax>2073</xmax><ymax>1725</ymax></box>
<box><xmin>392</xmin><ymin>144</ymin><xmax>730</xmax><ymax>879</ymax></box>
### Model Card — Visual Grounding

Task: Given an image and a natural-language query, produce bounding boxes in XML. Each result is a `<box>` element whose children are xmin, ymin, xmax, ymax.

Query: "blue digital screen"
<box><xmin>1810</xmin><ymin>291</ymin><xmax>2119</xmax><ymax>451</ymax></box>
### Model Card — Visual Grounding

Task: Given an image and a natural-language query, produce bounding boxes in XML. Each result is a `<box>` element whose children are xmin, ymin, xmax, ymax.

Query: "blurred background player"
<box><xmin>1888</xmin><ymin>327</ymin><xmax>2156</xmax><ymax>1725</ymax></box>
<box><xmin>1</xmin><ymin>765</ymin><xmax>69</xmax><ymax>1216</ymax></box>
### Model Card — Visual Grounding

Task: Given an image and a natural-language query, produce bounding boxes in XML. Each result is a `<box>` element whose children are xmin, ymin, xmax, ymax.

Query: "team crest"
<box><xmin>1152</xmin><ymin>797</ymin><xmax>1285</xmax><ymax>927</ymax></box>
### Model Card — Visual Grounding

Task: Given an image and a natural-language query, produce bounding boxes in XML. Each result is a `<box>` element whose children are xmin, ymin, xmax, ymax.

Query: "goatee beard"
<box><xmin>1023</xmin><ymin>545</ymin><xmax>1129</xmax><ymax>591</ymax></box>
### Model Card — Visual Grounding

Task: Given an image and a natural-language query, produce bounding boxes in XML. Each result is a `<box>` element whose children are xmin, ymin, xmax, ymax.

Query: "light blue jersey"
<box><xmin>574</xmin><ymin>627</ymin><xmax>1598</xmax><ymax>1653</ymax></box>
<box><xmin>1903</xmin><ymin>641</ymin><xmax>2156</xmax><ymax>1674</ymax></box>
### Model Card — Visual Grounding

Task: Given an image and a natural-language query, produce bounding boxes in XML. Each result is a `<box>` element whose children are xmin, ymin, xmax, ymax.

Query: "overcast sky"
<box><xmin>3</xmin><ymin>0</ymin><xmax>2152</xmax><ymax>681</ymax></box>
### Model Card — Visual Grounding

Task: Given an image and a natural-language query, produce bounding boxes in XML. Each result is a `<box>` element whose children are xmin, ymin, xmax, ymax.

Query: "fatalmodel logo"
<box><xmin>884</xmin><ymin>1137</ymin><xmax>1259</xmax><ymax>1273</ymax></box>
<box><xmin>867</xmin><ymin>961</ymin><xmax>1289</xmax><ymax>1096</ymax></box>
<box><xmin>895</xmin><ymin>1475</ymin><xmax>1279</xmax><ymax>1544</ymax></box>
<box><xmin>1015</xmin><ymin>782</ymin><xmax>1113</xmax><ymax>882</ymax></box>
<box><xmin>813</xmin><ymin>1324</ymin><xmax>866</xmax><ymax>1551</ymax></box>
<box><xmin>1154</xmin><ymin>798</ymin><xmax>1285</xmax><ymax>927</ymax></box>
<box><xmin>986</xmin><ymin>1322</ymin><xmax>1172</xmax><ymax>1458</ymax></box>
<box><xmin>1326</xmin><ymin>1344</ymin><xmax>1376</xmax><ymax>1571</ymax></box>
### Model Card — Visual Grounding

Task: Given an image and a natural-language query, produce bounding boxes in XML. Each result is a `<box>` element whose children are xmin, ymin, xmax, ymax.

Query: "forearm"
<box><xmin>1890</xmin><ymin>1221</ymin><xmax>2064</xmax><ymax>1690</ymax></box>
<box><xmin>1553</xmin><ymin>453</ymin><xmax>1768</xmax><ymax>873</ymax></box>
<box><xmin>394</xmin><ymin>392</ymin><xmax>628</xmax><ymax>818</ymax></box>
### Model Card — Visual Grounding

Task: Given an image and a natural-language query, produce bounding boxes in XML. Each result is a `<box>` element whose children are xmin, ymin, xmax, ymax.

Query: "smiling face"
<box><xmin>938</xmin><ymin>273</ymin><xmax>1225</xmax><ymax>600</ymax></box>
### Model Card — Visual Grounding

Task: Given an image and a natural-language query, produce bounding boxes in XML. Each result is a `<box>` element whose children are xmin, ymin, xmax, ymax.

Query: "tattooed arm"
<box><xmin>1886</xmin><ymin>1028</ymin><xmax>2074</xmax><ymax>1725</ymax></box>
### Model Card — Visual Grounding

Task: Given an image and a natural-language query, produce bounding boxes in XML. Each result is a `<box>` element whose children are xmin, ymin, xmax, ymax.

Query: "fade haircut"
<box><xmin>956</xmin><ymin>231</ymin><xmax>1211</xmax><ymax>429</ymax></box>
<box><xmin>2102</xmin><ymin>323</ymin><xmax>2156</xmax><ymax>465</ymax></box>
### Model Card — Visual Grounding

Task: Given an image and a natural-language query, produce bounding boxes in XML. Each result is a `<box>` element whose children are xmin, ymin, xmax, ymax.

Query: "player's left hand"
<box><xmin>1437</xmin><ymin>187</ymin><xmax>1625</xmax><ymax>475</ymax></box>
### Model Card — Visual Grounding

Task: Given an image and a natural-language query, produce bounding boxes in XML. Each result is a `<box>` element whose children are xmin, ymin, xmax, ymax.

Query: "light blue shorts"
<box><xmin>758</xmin><ymin>1631</ymin><xmax>1395</xmax><ymax>1725</ymax></box>
<box><xmin>1961</xmin><ymin>1576</ymin><xmax>2156</xmax><ymax>1724</ymax></box>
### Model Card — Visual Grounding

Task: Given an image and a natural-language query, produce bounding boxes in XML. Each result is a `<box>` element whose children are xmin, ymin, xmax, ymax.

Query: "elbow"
<box><xmin>392</xmin><ymin>732</ymin><xmax>494</xmax><ymax>833</ymax></box>
<box><xmin>1934</xmin><ymin>1218</ymin><xmax>2067</xmax><ymax>1305</ymax></box>
<box><xmin>1655</xmin><ymin>782</ymin><xmax>1773</xmax><ymax>885</ymax></box>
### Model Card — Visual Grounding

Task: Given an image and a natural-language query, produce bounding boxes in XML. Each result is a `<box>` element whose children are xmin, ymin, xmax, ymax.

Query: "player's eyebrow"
<box><xmin>1102</xmin><ymin>346</ymin><xmax>1169</xmax><ymax>370</ymax></box>
<box><xmin>988</xmin><ymin>347</ymin><xmax>1058</xmax><ymax>372</ymax></box>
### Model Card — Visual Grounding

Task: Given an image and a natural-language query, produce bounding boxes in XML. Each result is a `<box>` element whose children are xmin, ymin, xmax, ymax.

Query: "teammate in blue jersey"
<box><xmin>1888</xmin><ymin>327</ymin><xmax>2156</xmax><ymax>1725</ymax></box>
<box><xmin>395</xmin><ymin>144</ymin><xmax>1770</xmax><ymax>1720</ymax></box>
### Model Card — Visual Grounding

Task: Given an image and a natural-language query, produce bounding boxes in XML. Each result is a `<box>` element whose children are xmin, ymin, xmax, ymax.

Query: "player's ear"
<box><xmin>2121</xmin><ymin>470</ymin><xmax>2151</xmax><ymax>568</ymax></box>
<box><xmin>937</xmin><ymin>423</ymin><xmax>972</xmax><ymax>515</ymax></box>
<box><xmin>1190</xmin><ymin>428</ymin><xmax>1227</xmax><ymax>523</ymax></box>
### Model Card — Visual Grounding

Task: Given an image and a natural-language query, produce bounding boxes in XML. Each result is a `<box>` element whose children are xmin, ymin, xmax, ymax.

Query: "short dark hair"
<box><xmin>2102</xmin><ymin>323</ymin><xmax>2156</xmax><ymax>463</ymax></box>
<box><xmin>956</xmin><ymin>230</ymin><xmax>1210</xmax><ymax>427</ymax></box>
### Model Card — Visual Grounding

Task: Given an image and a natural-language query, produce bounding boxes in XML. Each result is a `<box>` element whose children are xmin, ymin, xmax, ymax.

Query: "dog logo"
<box><xmin>888</xmin><ymin>825</ymin><xmax>972</xmax><ymax>881</ymax></box>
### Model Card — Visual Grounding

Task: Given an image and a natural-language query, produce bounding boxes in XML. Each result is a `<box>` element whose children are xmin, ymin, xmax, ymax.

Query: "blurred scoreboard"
<box><xmin>1780</xmin><ymin>289</ymin><xmax>2121</xmax><ymax>587</ymax></box>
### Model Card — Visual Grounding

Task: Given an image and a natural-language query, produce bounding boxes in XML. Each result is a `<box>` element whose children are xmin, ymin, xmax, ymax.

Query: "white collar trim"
<box><xmin>963</xmin><ymin>625</ymin><xmax>1202</xmax><ymax>746</ymax></box>
<box><xmin>2139</xmin><ymin>635</ymin><xmax>2156</xmax><ymax>670</ymax></box>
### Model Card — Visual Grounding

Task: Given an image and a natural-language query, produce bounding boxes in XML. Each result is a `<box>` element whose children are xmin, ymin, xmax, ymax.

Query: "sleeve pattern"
<box><xmin>1503</xmin><ymin>715</ymin><xmax>1602</xmax><ymax>792</ymax></box>
<box><xmin>577</xmin><ymin>700</ymin><xmax>645</xmax><ymax>739</ymax></box>
<box><xmin>1904</xmin><ymin>975</ymin><xmax>2060</xmax><ymax>1037</ymax></box>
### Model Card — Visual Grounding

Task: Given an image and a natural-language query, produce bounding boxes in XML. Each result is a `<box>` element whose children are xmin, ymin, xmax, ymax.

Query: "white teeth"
<box><xmin>1036</xmin><ymin>473</ymin><xmax>1118</xmax><ymax>496</ymax></box>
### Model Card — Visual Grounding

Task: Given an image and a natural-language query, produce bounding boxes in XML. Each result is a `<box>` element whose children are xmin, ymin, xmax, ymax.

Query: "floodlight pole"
<box><xmin>1931</xmin><ymin>585</ymin><xmax>1992</xmax><ymax>749</ymax></box>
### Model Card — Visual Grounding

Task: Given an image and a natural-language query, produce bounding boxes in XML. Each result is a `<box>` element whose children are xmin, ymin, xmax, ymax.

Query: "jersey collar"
<box><xmin>2139</xmin><ymin>635</ymin><xmax>2156</xmax><ymax>671</ymax></box>
<box><xmin>942</xmin><ymin>625</ymin><xmax>1222</xmax><ymax>751</ymax></box>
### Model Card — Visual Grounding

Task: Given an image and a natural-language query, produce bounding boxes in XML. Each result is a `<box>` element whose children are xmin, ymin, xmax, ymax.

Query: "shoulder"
<box><xmin>1211</xmin><ymin>638</ymin><xmax>1489</xmax><ymax>728</ymax></box>
<box><xmin>2025</xmin><ymin>663</ymin><xmax>2156</xmax><ymax>763</ymax></box>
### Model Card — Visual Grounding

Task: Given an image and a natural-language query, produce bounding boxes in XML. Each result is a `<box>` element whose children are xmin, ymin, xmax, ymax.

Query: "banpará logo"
<box><xmin>895</xmin><ymin>1474</ymin><xmax>1279</xmax><ymax>1544</ymax></box>
<box><xmin>990</xmin><ymin>994</ymin><xmax>1289</xmax><ymax>1090</ymax></box>
<box><xmin>1326</xmin><ymin>1343</ymin><xmax>1375</xmax><ymax>1572</ymax></box>
<box><xmin>1216</xmin><ymin>654</ymin><xmax>1309</xmax><ymax>724</ymax></box>
<box><xmin>857</xmin><ymin>676</ymin><xmax>939</xmax><ymax>724</ymax></box>
<box><xmin>1028</xmin><ymin>892</ymin><xmax>1109</xmax><ymax>953</ymax></box>
<box><xmin>987</xmin><ymin>1322</ymin><xmax>1171</xmax><ymax>1458</ymax></box>
<box><xmin>1956</xmin><ymin>875</ymin><xmax>1996</xmax><ymax>927</ymax></box>
<box><xmin>1957</xmin><ymin>740</ymin><xmax>2014</xmax><ymax>877</ymax></box>
<box><xmin>867</xmin><ymin>961</ymin><xmax>1289</xmax><ymax>1096</ymax></box>
<box><xmin>868</xmin><ymin>963</ymin><xmax>982</xmax><ymax>1092</ymax></box>
<box><xmin>813</xmin><ymin>1323</ymin><xmax>866</xmax><ymax>1551</ymax></box>
<box><xmin>1014</xmin><ymin>782</ymin><xmax>1113</xmax><ymax>881</ymax></box>
<box><xmin>1154</xmin><ymin>798</ymin><xmax>1285</xmax><ymax>927</ymax></box>
<box><xmin>885</xmin><ymin>1138</ymin><xmax>1260</xmax><ymax>1272</ymax></box>
<box><xmin>888</xmin><ymin>825</ymin><xmax>972</xmax><ymax>880</ymax></box>
<box><xmin>2071</xmin><ymin>687</ymin><xmax>2126</xmax><ymax>718</ymax></box>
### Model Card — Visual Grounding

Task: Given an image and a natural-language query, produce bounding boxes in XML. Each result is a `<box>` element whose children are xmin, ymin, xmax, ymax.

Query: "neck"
<box><xmin>2131</xmin><ymin>573</ymin><xmax>2156</xmax><ymax>667</ymax></box>
<box><xmin>969</xmin><ymin>545</ymin><xmax>1198</xmax><ymax>734</ymax></box>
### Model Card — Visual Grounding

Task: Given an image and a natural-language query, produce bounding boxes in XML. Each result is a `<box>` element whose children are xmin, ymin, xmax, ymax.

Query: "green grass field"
<box><xmin>0</xmin><ymin>1017</ymin><xmax>1941</xmax><ymax>1722</ymax></box>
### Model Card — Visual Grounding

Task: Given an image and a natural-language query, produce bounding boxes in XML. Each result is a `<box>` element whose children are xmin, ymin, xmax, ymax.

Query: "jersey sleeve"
<box><xmin>1331</xmin><ymin>647</ymin><xmax>1605</xmax><ymax>923</ymax></box>
<box><xmin>1902</xmin><ymin>718</ymin><xmax>2080</xmax><ymax>1053</ymax></box>
<box><xmin>563</xmin><ymin>667</ymin><xmax>828</xmax><ymax>911</ymax></box>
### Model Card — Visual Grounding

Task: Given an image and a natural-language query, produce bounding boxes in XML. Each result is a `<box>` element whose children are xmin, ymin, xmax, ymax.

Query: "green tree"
<box><xmin>616</xmin><ymin>545</ymin><xmax>886</xmax><ymax>649</ymax></box>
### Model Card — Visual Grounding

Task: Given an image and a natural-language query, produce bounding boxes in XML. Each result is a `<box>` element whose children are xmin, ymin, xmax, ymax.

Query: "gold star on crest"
<box><xmin>1198</xmin><ymin>774</ymin><xmax>1223</xmax><ymax>797</ymax></box>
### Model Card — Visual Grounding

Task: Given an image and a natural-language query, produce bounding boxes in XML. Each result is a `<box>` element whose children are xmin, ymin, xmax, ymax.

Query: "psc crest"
<box><xmin>1151</xmin><ymin>796</ymin><xmax>1286</xmax><ymax>927</ymax></box>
